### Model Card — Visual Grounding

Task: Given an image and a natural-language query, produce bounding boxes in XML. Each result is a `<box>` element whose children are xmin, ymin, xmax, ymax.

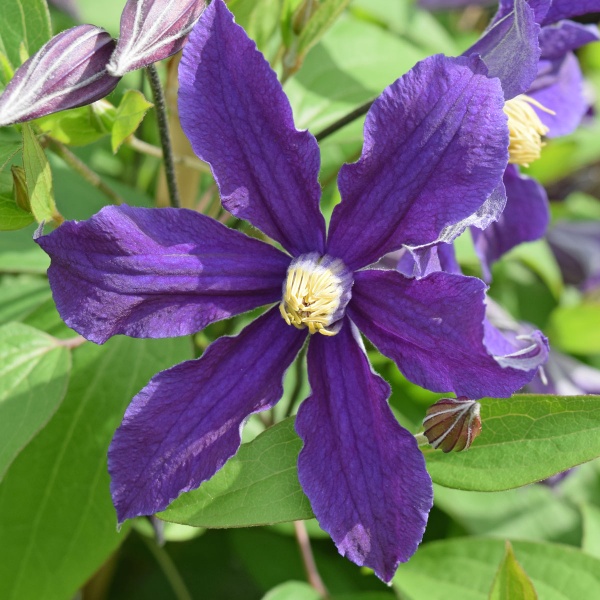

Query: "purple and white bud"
<box><xmin>106</xmin><ymin>0</ymin><xmax>206</xmax><ymax>77</ymax></box>
<box><xmin>0</xmin><ymin>25</ymin><xmax>120</xmax><ymax>128</ymax></box>
<box><xmin>423</xmin><ymin>397</ymin><xmax>482</xmax><ymax>453</ymax></box>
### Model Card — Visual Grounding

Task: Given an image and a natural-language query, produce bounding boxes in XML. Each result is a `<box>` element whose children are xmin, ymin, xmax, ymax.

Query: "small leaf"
<box><xmin>262</xmin><ymin>581</ymin><xmax>322</xmax><ymax>600</ymax></box>
<box><xmin>423</xmin><ymin>394</ymin><xmax>600</xmax><ymax>492</ymax></box>
<box><xmin>160</xmin><ymin>418</ymin><xmax>314</xmax><ymax>528</ymax></box>
<box><xmin>111</xmin><ymin>90</ymin><xmax>153</xmax><ymax>152</ymax></box>
<box><xmin>0</xmin><ymin>195</ymin><xmax>34</xmax><ymax>231</ymax></box>
<box><xmin>21</xmin><ymin>124</ymin><xmax>58</xmax><ymax>223</ymax></box>
<box><xmin>489</xmin><ymin>541</ymin><xmax>538</xmax><ymax>600</ymax></box>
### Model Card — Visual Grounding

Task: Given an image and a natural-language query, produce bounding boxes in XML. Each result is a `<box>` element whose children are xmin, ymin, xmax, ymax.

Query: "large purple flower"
<box><xmin>37</xmin><ymin>0</ymin><xmax>538</xmax><ymax>581</ymax></box>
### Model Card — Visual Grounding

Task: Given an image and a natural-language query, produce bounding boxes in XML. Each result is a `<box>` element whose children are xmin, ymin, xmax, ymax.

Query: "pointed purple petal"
<box><xmin>539</xmin><ymin>22</ymin><xmax>599</xmax><ymax>60</ymax></box>
<box><xmin>0</xmin><ymin>25</ymin><xmax>119</xmax><ymax>127</ymax></box>
<box><xmin>466</xmin><ymin>0</ymin><xmax>540</xmax><ymax>99</ymax></box>
<box><xmin>472</xmin><ymin>165</ymin><xmax>549</xmax><ymax>280</ymax></box>
<box><xmin>296</xmin><ymin>321</ymin><xmax>432</xmax><ymax>582</ymax></box>
<box><xmin>542</xmin><ymin>1</ymin><xmax>600</xmax><ymax>25</ymax></box>
<box><xmin>397</xmin><ymin>242</ymin><xmax>462</xmax><ymax>279</ymax></box>
<box><xmin>327</xmin><ymin>54</ymin><xmax>508</xmax><ymax>270</ymax></box>
<box><xmin>178</xmin><ymin>0</ymin><xmax>325</xmax><ymax>256</ymax></box>
<box><xmin>348</xmin><ymin>269</ymin><xmax>546</xmax><ymax>398</ymax></box>
<box><xmin>107</xmin><ymin>0</ymin><xmax>206</xmax><ymax>76</ymax></box>
<box><xmin>36</xmin><ymin>205</ymin><xmax>290</xmax><ymax>344</ymax></box>
<box><xmin>109</xmin><ymin>307</ymin><xmax>306</xmax><ymax>523</ymax></box>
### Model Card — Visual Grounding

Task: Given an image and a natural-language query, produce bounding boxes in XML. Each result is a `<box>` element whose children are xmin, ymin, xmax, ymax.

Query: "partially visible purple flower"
<box><xmin>0</xmin><ymin>25</ymin><xmax>119</xmax><ymax>127</ymax></box>
<box><xmin>37</xmin><ymin>0</ymin><xmax>539</xmax><ymax>581</ymax></box>
<box><xmin>106</xmin><ymin>0</ymin><xmax>206</xmax><ymax>77</ymax></box>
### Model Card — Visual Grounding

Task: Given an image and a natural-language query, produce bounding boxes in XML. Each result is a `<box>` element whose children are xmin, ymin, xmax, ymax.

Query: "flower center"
<box><xmin>503</xmin><ymin>94</ymin><xmax>555</xmax><ymax>167</ymax></box>
<box><xmin>279</xmin><ymin>253</ymin><xmax>353</xmax><ymax>336</ymax></box>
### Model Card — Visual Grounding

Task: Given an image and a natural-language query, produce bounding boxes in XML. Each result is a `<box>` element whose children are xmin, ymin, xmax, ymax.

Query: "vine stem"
<box><xmin>141</xmin><ymin>532</ymin><xmax>193</xmax><ymax>600</ymax></box>
<box><xmin>294</xmin><ymin>520</ymin><xmax>329</xmax><ymax>598</ymax></box>
<box><xmin>45</xmin><ymin>138</ymin><xmax>126</xmax><ymax>206</ymax></box>
<box><xmin>314</xmin><ymin>99</ymin><xmax>375</xmax><ymax>142</ymax></box>
<box><xmin>146</xmin><ymin>64</ymin><xmax>181</xmax><ymax>208</ymax></box>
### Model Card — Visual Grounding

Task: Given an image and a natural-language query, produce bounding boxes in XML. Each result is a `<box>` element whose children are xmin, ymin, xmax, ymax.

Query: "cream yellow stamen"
<box><xmin>503</xmin><ymin>94</ymin><xmax>555</xmax><ymax>167</ymax></box>
<box><xmin>279</xmin><ymin>253</ymin><xmax>352</xmax><ymax>336</ymax></box>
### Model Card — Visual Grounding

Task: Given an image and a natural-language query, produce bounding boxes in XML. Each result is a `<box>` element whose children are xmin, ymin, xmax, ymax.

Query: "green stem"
<box><xmin>141</xmin><ymin>531</ymin><xmax>192</xmax><ymax>600</ymax></box>
<box><xmin>146</xmin><ymin>64</ymin><xmax>181</xmax><ymax>208</ymax></box>
<box><xmin>314</xmin><ymin>99</ymin><xmax>375</xmax><ymax>142</ymax></box>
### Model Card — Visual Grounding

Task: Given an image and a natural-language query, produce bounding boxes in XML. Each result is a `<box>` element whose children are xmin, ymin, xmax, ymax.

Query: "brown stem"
<box><xmin>294</xmin><ymin>520</ymin><xmax>329</xmax><ymax>598</ymax></box>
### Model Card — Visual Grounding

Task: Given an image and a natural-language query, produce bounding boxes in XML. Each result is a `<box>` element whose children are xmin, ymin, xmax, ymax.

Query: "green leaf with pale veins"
<box><xmin>393</xmin><ymin>539</ymin><xmax>600</xmax><ymax>600</ymax></box>
<box><xmin>423</xmin><ymin>394</ymin><xmax>600</xmax><ymax>492</ymax></box>
<box><xmin>111</xmin><ymin>90</ymin><xmax>153</xmax><ymax>152</ymax></box>
<box><xmin>0</xmin><ymin>335</ymin><xmax>192</xmax><ymax>600</ymax></box>
<box><xmin>489</xmin><ymin>541</ymin><xmax>538</xmax><ymax>600</ymax></box>
<box><xmin>160</xmin><ymin>418</ymin><xmax>314</xmax><ymax>528</ymax></box>
<box><xmin>0</xmin><ymin>322</ymin><xmax>70</xmax><ymax>480</ymax></box>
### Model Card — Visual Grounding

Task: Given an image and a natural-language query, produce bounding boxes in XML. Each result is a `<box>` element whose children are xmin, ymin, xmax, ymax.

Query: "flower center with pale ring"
<box><xmin>503</xmin><ymin>94</ymin><xmax>555</xmax><ymax>167</ymax></box>
<box><xmin>279</xmin><ymin>253</ymin><xmax>353</xmax><ymax>336</ymax></box>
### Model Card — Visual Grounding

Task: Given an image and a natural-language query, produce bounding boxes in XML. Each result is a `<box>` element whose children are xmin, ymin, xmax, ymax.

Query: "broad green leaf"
<box><xmin>0</xmin><ymin>194</ymin><xmax>34</xmax><ymax>230</ymax></box>
<box><xmin>0</xmin><ymin>275</ymin><xmax>51</xmax><ymax>324</ymax></box>
<box><xmin>0</xmin><ymin>335</ymin><xmax>192</xmax><ymax>600</ymax></box>
<box><xmin>22</xmin><ymin>123</ymin><xmax>58</xmax><ymax>223</ymax></box>
<box><xmin>393</xmin><ymin>539</ymin><xmax>600</xmax><ymax>600</ymax></box>
<box><xmin>160</xmin><ymin>418</ymin><xmax>314</xmax><ymax>527</ymax></box>
<box><xmin>424</xmin><ymin>395</ymin><xmax>600</xmax><ymax>491</ymax></box>
<box><xmin>111</xmin><ymin>90</ymin><xmax>153</xmax><ymax>152</ymax></box>
<box><xmin>262</xmin><ymin>581</ymin><xmax>322</xmax><ymax>600</ymax></box>
<box><xmin>489</xmin><ymin>541</ymin><xmax>538</xmax><ymax>600</ymax></box>
<box><xmin>0</xmin><ymin>322</ymin><xmax>70</xmax><ymax>479</ymax></box>
<box><xmin>0</xmin><ymin>0</ymin><xmax>51</xmax><ymax>72</ymax></box>
<box><xmin>548</xmin><ymin>304</ymin><xmax>600</xmax><ymax>354</ymax></box>
<box><xmin>581</xmin><ymin>503</ymin><xmax>600</xmax><ymax>559</ymax></box>
<box><xmin>0</xmin><ymin>139</ymin><xmax>21</xmax><ymax>171</ymax></box>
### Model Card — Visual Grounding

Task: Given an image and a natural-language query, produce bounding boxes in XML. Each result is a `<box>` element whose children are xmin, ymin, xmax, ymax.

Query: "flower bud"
<box><xmin>106</xmin><ymin>0</ymin><xmax>206</xmax><ymax>77</ymax></box>
<box><xmin>423</xmin><ymin>397</ymin><xmax>482</xmax><ymax>452</ymax></box>
<box><xmin>0</xmin><ymin>25</ymin><xmax>120</xmax><ymax>128</ymax></box>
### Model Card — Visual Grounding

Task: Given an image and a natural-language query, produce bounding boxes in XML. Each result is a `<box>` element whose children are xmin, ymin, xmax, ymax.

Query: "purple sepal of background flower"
<box><xmin>36</xmin><ymin>205</ymin><xmax>290</xmax><ymax>344</ymax></box>
<box><xmin>472</xmin><ymin>165</ymin><xmax>549</xmax><ymax>280</ymax></box>
<box><xmin>107</xmin><ymin>0</ymin><xmax>206</xmax><ymax>76</ymax></box>
<box><xmin>327</xmin><ymin>54</ymin><xmax>508</xmax><ymax>270</ymax></box>
<box><xmin>397</xmin><ymin>243</ymin><xmax>461</xmax><ymax>279</ymax></box>
<box><xmin>348</xmin><ymin>270</ymin><xmax>545</xmax><ymax>398</ymax></box>
<box><xmin>539</xmin><ymin>21</ymin><xmax>599</xmax><ymax>60</ymax></box>
<box><xmin>178</xmin><ymin>0</ymin><xmax>325</xmax><ymax>257</ymax></box>
<box><xmin>0</xmin><ymin>25</ymin><xmax>119</xmax><ymax>127</ymax></box>
<box><xmin>528</xmin><ymin>350</ymin><xmax>600</xmax><ymax>395</ymax></box>
<box><xmin>295</xmin><ymin>321</ymin><xmax>432</xmax><ymax>583</ymax></box>
<box><xmin>465</xmin><ymin>0</ymin><xmax>540</xmax><ymax>100</ymax></box>
<box><xmin>542</xmin><ymin>0</ymin><xmax>600</xmax><ymax>25</ymax></box>
<box><xmin>108</xmin><ymin>306</ymin><xmax>306</xmax><ymax>524</ymax></box>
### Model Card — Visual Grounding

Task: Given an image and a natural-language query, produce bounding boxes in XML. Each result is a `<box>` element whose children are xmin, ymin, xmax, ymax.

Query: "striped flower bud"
<box><xmin>106</xmin><ymin>0</ymin><xmax>206</xmax><ymax>77</ymax></box>
<box><xmin>423</xmin><ymin>397</ymin><xmax>482</xmax><ymax>453</ymax></box>
<box><xmin>0</xmin><ymin>25</ymin><xmax>120</xmax><ymax>128</ymax></box>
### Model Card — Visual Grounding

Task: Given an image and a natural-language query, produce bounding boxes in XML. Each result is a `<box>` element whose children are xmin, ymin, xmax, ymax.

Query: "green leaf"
<box><xmin>262</xmin><ymin>581</ymin><xmax>322</xmax><ymax>600</ymax></box>
<box><xmin>423</xmin><ymin>395</ymin><xmax>600</xmax><ymax>492</ymax></box>
<box><xmin>548</xmin><ymin>304</ymin><xmax>600</xmax><ymax>354</ymax></box>
<box><xmin>0</xmin><ymin>139</ymin><xmax>21</xmax><ymax>171</ymax></box>
<box><xmin>160</xmin><ymin>418</ymin><xmax>314</xmax><ymax>527</ymax></box>
<box><xmin>0</xmin><ymin>322</ymin><xmax>70</xmax><ymax>479</ymax></box>
<box><xmin>21</xmin><ymin>123</ymin><xmax>58</xmax><ymax>223</ymax></box>
<box><xmin>0</xmin><ymin>335</ymin><xmax>192</xmax><ymax>600</ymax></box>
<box><xmin>0</xmin><ymin>275</ymin><xmax>51</xmax><ymax>324</ymax></box>
<box><xmin>581</xmin><ymin>503</ymin><xmax>600</xmax><ymax>559</ymax></box>
<box><xmin>489</xmin><ymin>541</ymin><xmax>538</xmax><ymax>600</ymax></box>
<box><xmin>0</xmin><ymin>0</ymin><xmax>51</xmax><ymax>72</ymax></box>
<box><xmin>297</xmin><ymin>0</ymin><xmax>351</xmax><ymax>57</ymax></box>
<box><xmin>394</xmin><ymin>539</ymin><xmax>600</xmax><ymax>600</ymax></box>
<box><xmin>0</xmin><ymin>224</ymin><xmax>50</xmax><ymax>274</ymax></box>
<box><xmin>229</xmin><ymin>0</ymin><xmax>283</xmax><ymax>55</ymax></box>
<box><xmin>111</xmin><ymin>90</ymin><xmax>153</xmax><ymax>152</ymax></box>
<box><xmin>0</xmin><ymin>194</ymin><xmax>34</xmax><ymax>230</ymax></box>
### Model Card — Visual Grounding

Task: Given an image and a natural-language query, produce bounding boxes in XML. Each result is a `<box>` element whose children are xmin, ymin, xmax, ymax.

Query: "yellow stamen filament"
<box><xmin>503</xmin><ymin>94</ymin><xmax>555</xmax><ymax>167</ymax></box>
<box><xmin>279</xmin><ymin>258</ymin><xmax>346</xmax><ymax>336</ymax></box>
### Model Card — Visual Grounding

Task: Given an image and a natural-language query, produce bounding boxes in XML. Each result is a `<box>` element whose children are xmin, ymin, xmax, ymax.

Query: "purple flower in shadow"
<box><xmin>37</xmin><ymin>0</ymin><xmax>538</xmax><ymax>581</ymax></box>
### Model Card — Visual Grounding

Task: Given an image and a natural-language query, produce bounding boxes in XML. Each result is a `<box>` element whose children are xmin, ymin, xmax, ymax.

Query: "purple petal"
<box><xmin>472</xmin><ymin>165</ymin><xmax>549</xmax><ymax>280</ymax></box>
<box><xmin>0</xmin><ymin>25</ymin><xmax>119</xmax><ymax>127</ymax></box>
<box><xmin>296</xmin><ymin>321</ymin><xmax>432</xmax><ymax>582</ymax></box>
<box><xmin>466</xmin><ymin>0</ymin><xmax>540</xmax><ymax>99</ymax></box>
<box><xmin>397</xmin><ymin>243</ymin><xmax>462</xmax><ymax>279</ymax></box>
<box><xmin>36</xmin><ymin>205</ymin><xmax>290</xmax><ymax>344</ymax></box>
<box><xmin>539</xmin><ymin>22</ymin><xmax>599</xmax><ymax>60</ymax></box>
<box><xmin>528</xmin><ymin>350</ymin><xmax>600</xmax><ymax>395</ymax></box>
<box><xmin>494</xmin><ymin>0</ymin><xmax>551</xmax><ymax>24</ymax></box>
<box><xmin>348</xmin><ymin>269</ymin><xmax>546</xmax><ymax>398</ymax></box>
<box><xmin>529</xmin><ymin>53</ymin><xmax>587</xmax><ymax>137</ymax></box>
<box><xmin>107</xmin><ymin>0</ymin><xmax>206</xmax><ymax>76</ymax></box>
<box><xmin>109</xmin><ymin>306</ymin><xmax>306</xmax><ymax>523</ymax></box>
<box><xmin>542</xmin><ymin>1</ymin><xmax>600</xmax><ymax>25</ymax></box>
<box><xmin>327</xmin><ymin>54</ymin><xmax>509</xmax><ymax>270</ymax></box>
<box><xmin>178</xmin><ymin>0</ymin><xmax>325</xmax><ymax>256</ymax></box>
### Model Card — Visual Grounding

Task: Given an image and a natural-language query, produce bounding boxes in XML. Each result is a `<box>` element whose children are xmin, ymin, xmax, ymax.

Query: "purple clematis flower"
<box><xmin>37</xmin><ymin>0</ymin><xmax>544</xmax><ymax>581</ymax></box>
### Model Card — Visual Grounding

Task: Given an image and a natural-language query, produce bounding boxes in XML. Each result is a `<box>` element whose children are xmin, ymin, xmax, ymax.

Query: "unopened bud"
<box><xmin>106</xmin><ymin>0</ymin><xmax>206</xmax><ymax>77</ymax></box>
<box><xmin>0</xmin><ymin>25</ymin><xmax>120</xmax><ymax>127</ymax></box>
<box><xmin>423</xmin><ymin>397</ymin><xmax>482</xmax><ymax>453</ymax></box>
